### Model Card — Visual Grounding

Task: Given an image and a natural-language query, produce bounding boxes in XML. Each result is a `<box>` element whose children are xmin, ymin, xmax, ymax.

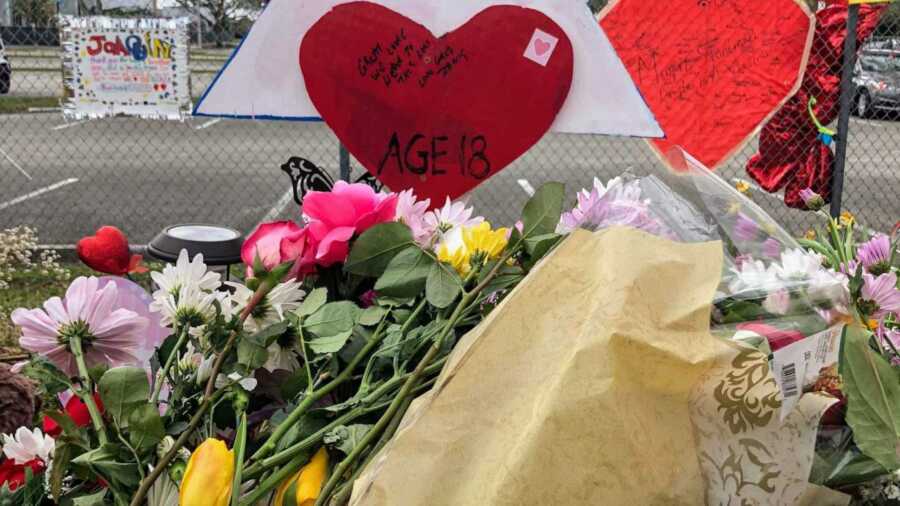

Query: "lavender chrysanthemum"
<box><xmin>11</xmin><ymin>276</ymin><xmax>149</xmax><ymax>375</ymax></box>
<box><xmin>859</xmin><ymin>272</ymin><xmax>900</xmax><ymax>319</ymax></box>
<box><xmin>733</xmin><ymin>212</ymin><xmax>761</xmax><ymax>242</ymax></box>
<box><xmin>858</xmin><ymin>233</ymin><xmax>893</xmax><ymax>275</ymax></box>
<box><xmin>557</xmin><ymin>178</ymin><xmax>667</xmax><ymax>236</ymax></box>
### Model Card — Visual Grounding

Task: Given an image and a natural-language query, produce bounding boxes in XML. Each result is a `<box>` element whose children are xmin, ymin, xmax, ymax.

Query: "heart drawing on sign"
<box><xmin>600</xmin><ymin>0</ymin><xmax>813</xmax><ymax>169</ymax></box>
<box><xmin>534</xmin><ymin>38</ymin><xmax>551</xmax><ymax>56</ymax></box>
<box><xmin>300</xmin><ymin>1</ymin><xmax>574</xmax><ymax>203</ymax></box>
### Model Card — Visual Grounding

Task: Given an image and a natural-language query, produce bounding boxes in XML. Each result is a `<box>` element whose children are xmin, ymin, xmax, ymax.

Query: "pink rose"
<box><xmin>303</xmin><ymin>182</ymin><xmax>398</xmax><ymax>267</ymax></box>
<box><xmin>242</xmin><ymin>221</ymin><xmax>315</xmax><ymax>278</ymax></box>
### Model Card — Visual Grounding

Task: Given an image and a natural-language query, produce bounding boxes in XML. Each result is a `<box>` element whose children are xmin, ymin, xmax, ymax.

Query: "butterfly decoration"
<box><xmin>280</xmin><ymin>157</ymin><xmax>385</xmax><ymax>205</ymax></box>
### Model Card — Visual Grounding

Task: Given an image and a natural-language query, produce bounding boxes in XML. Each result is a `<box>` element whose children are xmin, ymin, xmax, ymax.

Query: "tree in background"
<box><xmin>174</xmin><ymin>0</ymin><xmax>261</xmax><ymax>46</ymax></box>
<box><xmin>11</xmin><ymin>0</ymin><xmax>56</xmax><ymax>27</ymax></box>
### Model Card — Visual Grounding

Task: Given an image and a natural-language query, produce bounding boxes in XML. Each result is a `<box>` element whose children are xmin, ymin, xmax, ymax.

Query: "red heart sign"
<box><xmin>600</xmin><ymin>0</ymin><xmax>813</xmax><ymax>169</ymax></box>
<box><xmin>77</xmin><ymin>226</ymin><xmax>145</xmax><ymax>276</ymax></box>
<box><xmin>300</xmin><ymin>2</ymin><xmax>574</xmax><ymax>203</ymax></box>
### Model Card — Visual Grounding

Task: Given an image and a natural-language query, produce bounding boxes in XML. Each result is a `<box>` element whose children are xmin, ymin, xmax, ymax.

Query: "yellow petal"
<box><xmin>296</xmin><ymin>447</ymin><xmax>329</xmax><ymax>506</ymax></box>
<box><xmin>180</xmin><ymin>439</ymin><xmax>234</xmax><ymax>506</ymax></box>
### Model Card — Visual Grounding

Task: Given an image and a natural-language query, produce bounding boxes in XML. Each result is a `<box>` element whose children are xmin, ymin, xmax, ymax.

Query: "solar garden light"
<box><xmin>147</xmin><ymin>224</ymin><xmax>243</xmax><ymax>282</ymax></box>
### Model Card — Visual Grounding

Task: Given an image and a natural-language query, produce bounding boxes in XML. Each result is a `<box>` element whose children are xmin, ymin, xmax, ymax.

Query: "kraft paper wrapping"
<box><xmin>350</xmin><ymin>227</ymin><xmax>845</xmax><ymax>506</ymax></box>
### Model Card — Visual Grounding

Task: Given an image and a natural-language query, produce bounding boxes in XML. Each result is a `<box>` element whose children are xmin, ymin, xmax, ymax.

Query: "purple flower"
<box><xmin>762</xmin><ymin>238</ymin><xmax>781</xmax><ymax>259</ymax></box>
<box><xmin>359</xmin><ymin>289</ymin><xmax>377</xmax><ymax>308</ymax></box>
<box><xmin>858</xmin><ymin>233</ymin><xmax>893</xmax><ymax>275</ymax></box>
<box><xmin>557</xmin><ymin>178</ymin><xmax>668</xmax><ymax>237</ymax></box>
<box><xmin>859</xmin><ymin>272</ymin><xmax>900</xmax><ymax>319</ymax></box>
<box><xmin>733</xmin><ymin>212</ymin><xmax>761</xmax><ymax>242</ymax></box>
<box><xmin>799</xmin><ymin>187</ymin><xmax>825</xmax><ymax>211</ymax></box>
<box><xmin>395</xmin><ymin>189</ymin><xmax>435</xmax><ymax>247</ymax></box>
<box><xmin>876</xmin><ymin>323</ymin><xmax>900</xmax><ymax>353</ymax></box>
<box><xmin>11</xmin><ymin>277</ymin><xmax>149</xmax><ymax>375</ymax></box>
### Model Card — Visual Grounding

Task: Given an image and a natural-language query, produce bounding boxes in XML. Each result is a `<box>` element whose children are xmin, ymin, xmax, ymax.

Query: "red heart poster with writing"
<box><xmin>300</xmin><ymin>2</ymin><xmax>574</xmax><ymax>202</ymax></box>
<box><xmin>600</xmin><ymin>0</ymin><xmax>813</xmax><ymax>170</ymax></box>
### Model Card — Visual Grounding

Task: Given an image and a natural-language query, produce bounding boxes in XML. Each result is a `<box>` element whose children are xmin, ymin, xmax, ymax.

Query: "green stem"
<box><xmin>151</xmin><ymin>325</ymin><xmax>189</xmax><ymax>404</ymax></box>
<box><xmin>69</xmin><ymin>336</ymin><xmax>108</xmax><ymax>445</ymax></box>
<box><xmin>240</xmin><ymin>451</ymin><xmax>308</xmax><ymax>506</ymax></box>
<box><xmin>298</xmin><ymin>325</ymin><xmax>314</xmax><ymax>393</ymax></box>
<box><xmin>250</xmin><ymin>299</ymin><xmax>427</xmax><ymax>462</ymax></box>
<box><xmin>230</xmin><ymin>412</ymin><xmax>247</xmax><ymax>506</ymax></box>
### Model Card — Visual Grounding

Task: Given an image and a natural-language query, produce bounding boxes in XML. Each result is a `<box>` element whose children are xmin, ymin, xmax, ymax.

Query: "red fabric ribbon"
<box><xmin>746</xmin><ymin>1</ymin><xmax>885</xmax><ymax>208</ymax></box>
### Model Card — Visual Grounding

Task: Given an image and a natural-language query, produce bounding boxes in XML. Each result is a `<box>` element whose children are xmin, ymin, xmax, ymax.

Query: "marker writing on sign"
<box><xmin>377</xmin><ymin>133</ymin><xmax>491</xmax><ymax>180</ymax></box>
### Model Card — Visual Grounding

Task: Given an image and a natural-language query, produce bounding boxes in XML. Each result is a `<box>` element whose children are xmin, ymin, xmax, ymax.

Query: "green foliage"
<box><xmin>324</xmin><ymin>424</ymin><xmax>373</xmax><ymax>456</ymax></box>
<box><xmin>374</xmin><ymin>247</ymin><xmax>433</xmax><ymax>297</ymax></box>
<box><xmin>295</xmin><ymin>287</ymin><xmax>328</xmax><ymax>317</ymax></box>
<box><xmin>20</xmin><ymin>358</ymin><xmax>71</xmax><ymax>396</ymax></box>
<box><xmin>521</xmin><ymin>182</ymin><xmax>565</xmax><ymax>239</ymax></box>
<box><xmin>72</xmin><ymin>444</ymin><xmax>140</xmax><ymax>489</ymax></box>
<box><xmin>426</xmin><ymin>262</ymin><xmax>462</xmax><ymax>309</ymax></box>
<box><xmin>304</xmin><ymin>301</ymin><xmax>362</xmax><ymax>354</ymax></box>
<box><xmin>98</xmin><ymin>367</ymin><xmax>150</xmax><ymax>425</ymax></box>
<box><xmin>840</xmin><ymin>325</ymin><xmax>900</xmax><ymax>472</ymax></box>
<box><xmin>344</xmin><ymin>223</ymin><xmax>414</xmax><ymax>276</ymax></box>
<box><xmin>127</xmin><ymin>404</ymin><xmax>165</xmax><ymax>451</ymax></box>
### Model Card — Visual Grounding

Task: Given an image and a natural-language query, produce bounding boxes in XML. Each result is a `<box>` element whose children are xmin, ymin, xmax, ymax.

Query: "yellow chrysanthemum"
<box><xmin>735</xmin><ymin>180</ymin><xmax>751</xmax><ymax>194</ymax></box>
<box><xmin>804</xmin><ymin>229</ymin><xmax>817</xmax><ymax>240</ymax></box>
<box><xmin>462</xmin><ymin>222</ymin><xmax>509</xmax><ymax>259</ymax></box>
<box><xmin>437</xmin><ymin>241</ymin><xmax>471</xmax><ymax>276</ymax></box>
<box><xmin>840</xmin><ymin>211</ymin><xmax>855</xmax><ymax>228</ymax></box>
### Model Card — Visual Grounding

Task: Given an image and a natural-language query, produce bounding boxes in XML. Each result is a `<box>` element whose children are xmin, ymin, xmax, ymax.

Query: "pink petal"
<box><xmin>93</xmin><ymin>344</ymin><xmax>142</xmax><ymax>366</ymax></box>
<box><xmin>11</xmin><ymin>308</ymin><xmax>59</xmax><ymax>338</ymax></box>
<box><xmin>19</xmin><ymin>335</ymin><xmax>60</xmax><ymax>353</ymax></box>
<box><xmin>91</xmin><ymin>309</ymin><xmax>147</xmax><ymax>340</ymax></box>
<box><xmin>44</xmin><ymin>348</ymin><xmax>77</xmax><ymax>376</ymax></box>
<box><xmin>303</xmin><ymin>189</ymin><xmax>358</xmax><ymax>228</ymax></box>
<box><xmin>65</xmin><ymin>277</ymin><xmax>98</xmax><ymax>322</ymax></box>
<box><xmin>355</xmin><ymin>194</ymin><xmax>399</xmax><ymax>233</ymax></box>
<box><xmin>83</xmin><ymin>282</ymin><xmax>118</xmax><ymax>331</ymax></box>
<box><xmin>279</xmin><ymin>228</ymin><xmax>310</xmax><ymax>262</ymax></box>
<box><xmin>42</xmin><ymin>297</ymin><xmax>69</xmax><ymax>325</ymax></box>
<box><xmin>242</xmin><ymin>221</ymin><xmax>304</xmax><ymax>270</ymax></box>
<box><xmin>333</xmin><ymin>181</ymin><xmax>379</xmax><ymax>216</ymax></box>
<box><xmin>314</xmin><ymin>227</ymin><xmax>355</xmax><ymax>266</ymax></box>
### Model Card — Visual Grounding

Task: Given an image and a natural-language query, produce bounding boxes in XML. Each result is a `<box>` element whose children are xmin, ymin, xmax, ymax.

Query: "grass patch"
<box><xmin>0</xmin><ymin>96</ymin><xmax>60</xmax><ymax>114</ymax></box>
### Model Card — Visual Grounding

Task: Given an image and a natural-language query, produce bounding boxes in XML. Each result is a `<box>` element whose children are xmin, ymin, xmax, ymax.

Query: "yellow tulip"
<box><xmin>180</xmin><ymin>439</ymin><xmax>234</xmax><ymax>506</ymax></box>
<box><xmin>272</xmin><ymin>448</ymin><xmax>329</xmax><ymax>506</ymax></box>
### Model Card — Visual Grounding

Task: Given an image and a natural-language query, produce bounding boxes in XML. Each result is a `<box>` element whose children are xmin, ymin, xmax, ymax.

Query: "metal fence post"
<box><xmin>339</xmin><ymin>143</ymin><xmax>351</xmax><ymax>182</ymax></box>
<box><xmin>830</xmin><ymin>3</ymin><xmax>860</xmax><ymax>219</ymax></box>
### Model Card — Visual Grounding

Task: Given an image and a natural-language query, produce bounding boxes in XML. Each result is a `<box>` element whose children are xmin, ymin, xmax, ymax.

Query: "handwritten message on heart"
<box><xmin>300</xmin><ymin>2</ymin><xmax>574</xmax><ymax>203</ymax></box>
<box><xmin>601</xmin><ymin>0</ymin><xmax>813</xmax><ymax>169</ymax></box>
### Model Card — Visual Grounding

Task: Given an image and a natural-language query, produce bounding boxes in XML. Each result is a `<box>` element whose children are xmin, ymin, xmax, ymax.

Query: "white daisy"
<box><xmin>226</xmin><ymin>280</ymin><xmax>306</xmax><ymax>332</ymax></box>
<box><xmin>150</xmin><ymin>284</ymin><xmax>223</xmax><ymax>329</ymax></box>
<box><xmin>150</xmin><ymin>249</ymin><xmax>221</xmax><ymax>298</ymax></box>
<box><xmin>423</xmin><ymin>198</ymin><xmax>483</xmax><ymax>235</ymax></box>
<box><xmin>215</xmin><ymin>372</ymin><xmax>257</xmax><ymax>392</ymax></box>
<box><xmin>728</xmin><ymin>259</ymin><xmax>780</xmax><ymax>294</ymax></box>
<box><xmin>263</xmin><ymin>341</ymin><xmax>301</xmax><ymax>373</ymax></box>
<box><xmin>773</xmin><ymin>249</ymin><xmax>824</xmax><ymax>282</ymax></box>
<box><xmin>2</xmin><ymin>427</ymin><xmax>55</xmax><ymax>465</ymax></box>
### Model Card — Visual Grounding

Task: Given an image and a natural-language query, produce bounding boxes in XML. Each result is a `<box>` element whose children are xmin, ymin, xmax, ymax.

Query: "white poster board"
<box><xmin>61</xmin><ymin>16</ymin><xmax>191</xmax><ymax>120</ymax></box>
<box><xmin>193</xmin><ymin>0</ymin><xmax>663</xmax><ymax>138</ymax></box>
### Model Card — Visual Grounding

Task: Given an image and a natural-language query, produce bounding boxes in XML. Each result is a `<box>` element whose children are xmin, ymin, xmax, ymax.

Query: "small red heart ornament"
<box><xmin>300</xmin><ymin>2</ymin><xmax>574</xmax><ymax>203</ymax></box>
<box><xmin>77</xmin><ymin>226</ymin><xmax>146</xmax><ymax>276</ymax></box>
<box><xmin>600</xmin><ymin>0</ymin><xmax>812</xmax><ymax>169</ymax></box>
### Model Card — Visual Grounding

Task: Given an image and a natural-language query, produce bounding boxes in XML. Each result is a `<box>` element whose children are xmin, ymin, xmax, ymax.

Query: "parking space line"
<box><xmin>194</xmin><ymin>118</ymin><xmax>222</xmax><ymax>130</ymax></box>
<box><xmin>0</xmin><ymin>178</ymin><xmax>79</xmax><ymax>211</ymax></box>
<box><xmin>52</xmin><ymin>119</ymin><xmax>90</xmax><ymax>131</ymax></box>
<box><xmin>0</xmin><ymin>146</ymin><xmax>33</xmax><ymax>180</ymax></box>
<box><xmin>517</xmin><ymin>178</ymin><xmax>536</xmax><ymax>196</ymax></box>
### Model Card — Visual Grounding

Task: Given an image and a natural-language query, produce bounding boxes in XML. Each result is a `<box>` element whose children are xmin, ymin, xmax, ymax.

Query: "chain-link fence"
<box><xmin>1</xmin><ymin>3</ymin><xmax>898</xmax><ymax>247</ymax></box>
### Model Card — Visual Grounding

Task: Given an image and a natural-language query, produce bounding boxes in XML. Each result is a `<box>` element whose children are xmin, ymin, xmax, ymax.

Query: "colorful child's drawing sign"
<box><xmin>600</xmin><ymin>0</ymin><xmax>814</xmax><ymax>170</ymax></box>
<box><xmin>300</xmin><ymin>2</ymin><xmax>574</xmax><ymax>202</ymax></box>
<box><xmin>61</xmin><ymin>17</ymin><xmax>191</xmax><ymax>120</ymax></box>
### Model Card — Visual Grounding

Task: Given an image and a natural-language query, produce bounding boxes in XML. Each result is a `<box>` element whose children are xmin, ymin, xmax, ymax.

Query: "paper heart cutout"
<box><xmin>300</xmin><ymin>2</ymin><xmax>574</xmax><ymax>202</ymax></box>
<box><xmin>534</xmin><ymin>38</ymin><xmax>551</xmax><ymax>56</ymax></box>
<box><xmin>600</xmin><ymin>0</ymin><xmax>813</xmax><ymax>169</ymax></box>
<box><xmin>77</xmin><ymin>226</ymin><xmax>146</xmax><ymax>276</ymax></box>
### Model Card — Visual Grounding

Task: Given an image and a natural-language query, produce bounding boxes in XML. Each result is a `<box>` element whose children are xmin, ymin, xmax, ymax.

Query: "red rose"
<box><xmin>0</xmin><ymin>458</ymin><xmax>44</xmax><ymax>491</ymax></box>
<box><xmin>43</xmin><ymin>392</ymin><xmax>105</xmax><ymax>437</ymax></box>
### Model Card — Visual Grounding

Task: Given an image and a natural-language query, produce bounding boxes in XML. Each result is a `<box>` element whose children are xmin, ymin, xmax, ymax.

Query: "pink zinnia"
<box><xmin>11</xmin><ymin>277</ymin><xmax>149</xmax><ymax>375</ymax></box>
<box><xmin>858</xmin><ymin>233</ymin><xmax>893</xmax><ymax>275</ymax></box>
<box><xmin>859</xmin><ymin>272</ymin><xmax>900</xmax><ymax>320</ymax></box>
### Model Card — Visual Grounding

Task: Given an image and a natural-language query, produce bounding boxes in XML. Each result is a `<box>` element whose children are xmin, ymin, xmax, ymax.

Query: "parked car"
<box><xmin>0</xmin><ymin>36</ymin><xmax>10</xmax><ymax>95</ymax></box>
<box><xmin>852</xmin><ymin>50</ymin><xmax>900</xmax><ymax>118</ymax></box>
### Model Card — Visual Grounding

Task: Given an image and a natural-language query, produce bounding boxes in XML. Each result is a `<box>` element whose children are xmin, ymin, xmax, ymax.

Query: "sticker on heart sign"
<box><xmin>299</xmin><ymin>2</ymin><xmax>574</xmax><ymax>203</ymax></box>
<box><xmin>600</xmin><ymin>0</ymin><xmax>814</xmax><ymax>170</ymax></box>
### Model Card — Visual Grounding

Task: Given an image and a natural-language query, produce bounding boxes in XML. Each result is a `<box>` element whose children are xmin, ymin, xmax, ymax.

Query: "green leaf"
<box><xmin>344</xmin><ymin>222</ymin><xmax>414</xmax><ymax>276</ymax></box>
<box><xmin>323</xmin><ymin>424</ymin><xmax>373</xmax><ymax>456</ymax></box>
<box><xmin>524</xmin><ymin>233</ymin><xmax>562</xmax><ymax>261</ymax></box>
<box><xmin>840</xmin><ymin>325</ymin><xmax>900</xmax><ymax>471</ymax></box>
<box><xmin>231</xmin><ymin>413</ymin><xmax>248</xmax><ymax>506</ymax></box>
<box><xmin>20</xmin><ymin>358</ymin><xmax>71</xmax><ymax>396</ymax></box>
<box><xmin>305</xmin><ymin>301</ymin><xmax>361</xmax><ymax>338</ymax></box>
<box><xmin>308</xmin><ymin>330</ymin><xmax>354</xmax><ymax>354</ymax></box>
<box><xmin>70</xmin><ymin>490</ymin><xmax>107</xmax><ymax>506</ymax></box>
<box><xmin>426</xmin><ymin>262</ymin><xmax>462</xmax><ymax>308</ymax></box>
<box><xmin>72</xmin><ymin>444</ymin><xmax>140</xmax><ymax>488</ymax></box>
<box><xmin>251</xmin><ymin>321</ymin><xmax>290</xmax><ymax>347</ymax></box>
<box><xmin>98</xmin><ymin>367</ymin><xmax>150</xmax><ymax>424</ymax></box>
<box><xmin>295</xmin><ymin>287</ymin><xmax>328</xmax><ymax>317</ymax></box>
<box><xmin>50</xmin><ymin>443</ymin><xmax>73</xmax><ymax>501</ymax></box>
<box><xmin>521</xmin><ymin>182</ymin><xmax>565</xmax><ymax>238</ymax></box>
<box><xmin>374</xmin><ymin>247</ymin><xmax>433</xmax><ymax>297</ymax></box>
<box><xmin>237</xmin><ymin>329</ymin><xmax>270</xmax><ymax>370</ymax></box>
<box><xmin>45</xmin><ymin>410</ymin><xmax>80</xmax><ymax>439</ymax></box>
<box><xmin>358</xmin><ymin>306</ymin><xmax>387</xmax><ymax>326</ymax></box>
<box><xmin>127</xmin><ymin>403</ymin><xmax>165</xmax><ymax>451</ymax></box>
<box><xmin>280</xmin><ymin>368</ymin><xmax>310</xmax><ymax>401</ymax></box>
